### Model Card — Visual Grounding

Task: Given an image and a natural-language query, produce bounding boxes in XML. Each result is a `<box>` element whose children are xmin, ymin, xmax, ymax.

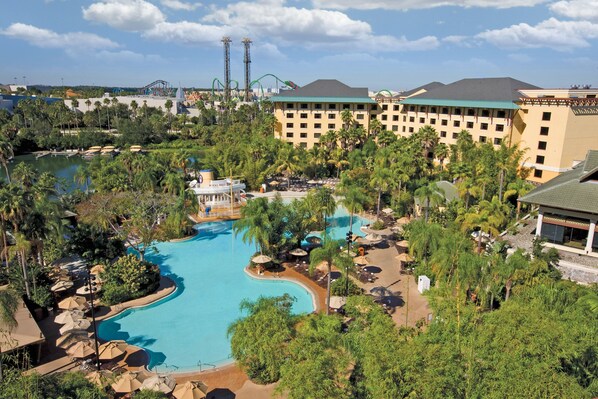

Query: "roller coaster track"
<box><xmin>139</xmin><ymin>80</ymin><xmax>174</xmax><ymax>96</ymax></box>
<box><xmin>375</xmin><ymin>89</ymin><xmax>394</xmax><ymax>97</ymax></box>
<box><xmin>210</xmin><ymin>74</ymin><xmax>298</xmax><ymax>101</ymax></box>
<box><xmin>211</xmin><ymin>78</ymin><xmax>240</xmax><ymax>98</ymax></box>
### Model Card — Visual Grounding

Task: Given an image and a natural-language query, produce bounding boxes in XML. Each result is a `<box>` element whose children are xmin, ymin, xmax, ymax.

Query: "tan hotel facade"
<box><xmin>272</xmin><ymin>78</ymin><xmax>598</xmax><ymax>184</ymax></box>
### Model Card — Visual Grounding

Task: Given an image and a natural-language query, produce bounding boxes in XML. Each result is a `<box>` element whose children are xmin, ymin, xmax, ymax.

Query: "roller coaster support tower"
<box><xmin>222</xmin><ymin>36</ymin><xmax>232</xmax><ymax>103</ymax></box>
<box><xmin>242</xmin><ymin>38</ymin><xmax>252</xmax><ymax>102</ymax></box>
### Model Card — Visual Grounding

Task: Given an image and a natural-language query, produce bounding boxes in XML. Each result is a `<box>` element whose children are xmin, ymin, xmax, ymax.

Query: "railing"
<box><xmin>196</xmin><ymin>360</ymin><xmax>216</xmax><ymax>372</ymax></box>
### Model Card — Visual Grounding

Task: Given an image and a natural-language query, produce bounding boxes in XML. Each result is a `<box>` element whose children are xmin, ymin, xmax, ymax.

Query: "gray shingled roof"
<box><xmin>519</xmin><ymin>150</ymin><xmax>598</xmax><ymax>216</ymax></box>
<box><xmin>277</xmin><ymin>79</ymin><xmax>369</xmax><ymax>98</ymax></box>
<box><xmin>410</xmin><ymin>77</ymin><xmax>540</xmax><ymax>102</ymax></box>
<box><xmin>401</xmin><ymin>82</ymin><xmax>445</xmax><ymax>97</ymax></box>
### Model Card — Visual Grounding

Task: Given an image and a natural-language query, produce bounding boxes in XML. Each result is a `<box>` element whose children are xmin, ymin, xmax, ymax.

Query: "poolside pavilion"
<box><xmin>519</xmin><ymin>150</ymin><xmax>598</xmax><ymax>256</ymax></box>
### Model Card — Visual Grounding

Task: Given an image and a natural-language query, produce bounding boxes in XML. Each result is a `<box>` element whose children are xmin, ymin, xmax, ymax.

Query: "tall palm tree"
<box><xmin>307</xmin><ymin>187</ymin><xmax>336</xmax><ymax>230</ymax></box>
<box><xmin>414</xmin><ymin>182</ymin><xmax>444</xmax><ymax>222</ymax></box>
<box><xmin>10</xmin><ymin>232</ymin><xmax>32</xmax><ymax>299</ymax></box>
<box><xmin>309</xmin><ymin>238</ymin><xmax>353</xmax><ymax>315</ymax></box>
<box><xmin>94</xmin><ymin>101</ymin><xmax>102</xmax><ymax>127</ymax></box>
<box><xmin>338</xmin><ymin>185</ymin><xmax>369</xmax><ymax>231</ymax></box>
<box><xmin>103</xmin><ymin>98</ymin><xmax>111</xmax><ymax>130</ymax></box>
<box><xmin>276</xmin><ymin>145</ymin><xmax>302</xmax><ymax>189</ymax></box>
<box><xmin>233</xmin><ymin>198</ymin><xmax>270</xmax><ymax>255</ymax></box>
<box><xmin>0</xmin><ymin>287</ymin><xmax>19</xmax><ymax>381</ymax></box>
<box><xmin>74</xmin><ymin>164</ymin><xmax>91</xmax><ymax>194</ymax></box>
<box><xmin>504</xmin><ymin>178</ymin><xmax>533</xmax><ymax>219</ymax></box>
<box><xmin>369</xmin><ymin>165</ymin><xmax>392</xmax><ymax>218</ymax></box>
<box><xmin>407</xmin><ymin>220</ymin><xmax>442</xmax><ymax>263</ymax></box>
<box><xmin>0</xmin><ymin>138</ymin><xmax>13</xmax><ymax>184</ymax></box>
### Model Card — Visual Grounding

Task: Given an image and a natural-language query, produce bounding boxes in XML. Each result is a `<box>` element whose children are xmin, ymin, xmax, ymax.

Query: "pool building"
<box><xmin>188</xmin><ymin>170</ymin><xmax>247</xmax><ymax>220</ymax></box>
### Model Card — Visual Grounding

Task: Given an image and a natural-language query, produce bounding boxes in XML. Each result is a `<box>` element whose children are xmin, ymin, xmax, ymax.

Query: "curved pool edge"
<box><xmin>243</xmin><ymin>266</ymin><xmax>320</xmax><ymax>313</ymax></box>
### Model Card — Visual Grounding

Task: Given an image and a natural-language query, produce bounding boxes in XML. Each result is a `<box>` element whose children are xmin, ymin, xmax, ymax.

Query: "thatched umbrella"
<box><xmin>56</xmin><ymin>331</ymin><xmax>91</xmax><ymax>349</ymax></box>
<box><xmin>59</xmin><ymin>319</ymin><xmax>91</xmax><ymax>335</ymax></box>
<box><xmin>50</xmin><ymin>280</ymin><xmax>74</xmax><ymax>292</ymax></box>
<box><xmin>396</xmin><ymin>240</ymin><xmax>409</xmax><ymax>248</ymax></box>
<box><xmin>66</xmin><ymin>340</ymin><xmax>96</xmax><ymax>358</ymax></box>
<box><xmin>173</xmin><ymin>381</ymin><xmax>209</xmax><ymax>399</ymax></box>
<box><xmin>289</xmin><ymin>248</ymin><xmax>308</xmax><ymax>257</ymax></box>
<box><xmin>395</xmin><ymin>253</ymin><xmax>414</xmax><ymax>263</ymax></box>
<box><xmin>98</xmin><ymin>340</ymin><xmax>127</xmax><ymax>361</ymax></box>
<box><xmin>111</xmin><ymin>371</ymin><xmax>147</xmax><ymax>394</ymax></box>
<box><xmin>90</xmin><ymin>264</ymin><xmax>105</xmax><ymax>275</ymax></box>
<box><xmin>140</xmin><ymin>375</ymin><xmax>177</xmax><ymax>394</ymax></box>
<box><xmin>365</xmin><ymin>233</ymin><xmax>382</xmax><ymax>242</ymax></box>
<box><xmin>86</xmin><ymin>370</ymin><xmax>114</xmax><ymax>388</ymax></box>
<box><xmin>58</xmin><ymin>295</ymin><xmax>87</xmax><ymax>310</ymax></box>
<box><xmin>251</xmin><ymin>254</ymin><xmax>272</xmax><ymax>264</ymax></box>
<box><xmin>55</xmin><ymin>309</ymin><xmax>85</xmax><ymax>325</ymax></box>
<box><xmin>353</xmin><ymin>255</ymin><xmax>371</xmax><ymax>265</ymax></box>
<box><xmin>306</xmin><ymin>236</ymin><xmax>322</xmax><ymax>245</ymax></box>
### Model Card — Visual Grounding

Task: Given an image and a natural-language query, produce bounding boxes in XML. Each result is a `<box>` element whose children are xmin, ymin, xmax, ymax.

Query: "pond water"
<box><xmin>2</xmin><ymin>154</ymin><xmax>86</xmax><ymax>192</ymax></box>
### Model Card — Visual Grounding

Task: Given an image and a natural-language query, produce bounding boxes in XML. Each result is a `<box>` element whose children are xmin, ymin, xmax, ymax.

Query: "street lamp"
<box><xmin>345</xmin><ymin>231</ymin><xmax>353</xmax><ymax>296</ymax></box>
<box><xmin>84</xmin><ymin>268</ymin><xmax>101</xmax><ymax>370</ymax></box>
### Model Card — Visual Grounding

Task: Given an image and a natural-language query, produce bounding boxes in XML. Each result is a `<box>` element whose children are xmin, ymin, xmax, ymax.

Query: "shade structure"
<box><xmin>365</xmin><ymin>233</ymin><xmax>382</xmax><ymax>242</ymax></box>
<box><xmin>396</xmin><ymin>240</ymin><xmax>409</xmax><ymax>248</ymax></box>
<box><xmin>58</xmin><ymin>295</ymin><xmax>87</xmax><ymax>310</ymax></box>
<box><xmin>140</xmin><ymin>375</ymin><xmax>177</xmax><ymax>394</ymax></box>
<box><xmin>66</xmin><ymin>340</ymin><xmax>96</xmax><ymax>359</ymax></box>
<box><xmin>173</xmin><ymin>381</ymin><xmax>209</xmax><ymax>399</ymax></box>
<box><xmin>98</xmin><ymin>340</ymin><xmax>127</xmax><ymax>360</ymax></box>
<box><xmin>76</xmin><ymin>284</ymin><xmax>102</xmax><ymax>295</ymax></box>
<box><xmin>54</xmin><ymin>309</ymin><xmax>85</xmax><ymax>325</ymax></box>
<box><xmin>59</xmin><ymin>319</ymin><xmax>91</xmax><ymax>335</ymax></box>
<box><xmin>56</xmin><ymin>331</ymin><xmax>91</xmax><ymax>349</ymax></box>
<box><xmin>289</xmin><ymin>248</ymin><xmax>308</xmax><ymax>257</ymax></box>
<box><xmin>382</xmin><ymin>208</ymin><xmax>394</xmax><ymax>215</ymax></box>
<box><xmin>86</xmin><ymin>370</ymin><xmax>114</xmax><ymax>388</ymax></box>
<box><xmin>329</xmin><ymin>296</ymin><xmax>347</xmax><ymax>309</ymax></box>
<box><xmin>315</xmin><ymin>261</ymin><xmax>340</xmax><ymax>273</ymax></box>
<box><xmin>111</xmin><ymin>371</ymin><xmax>147</xmax><ymax>393</ymax></box>
<box><xmin>269</xmin><ymin>180</ymin><xmax>280</xmax><ymax>186</ymax></box>
<box><xmin>353</xmin><ymin>255</ymin><xmax>371</xmax><ymax>265</ymax></box>
<box><xmin>395</xmin><ymin>253</ymin><xmax>414</xmax><ymax>263</ymax></box>
<box><xmin>50</xmin><ymin>280</ymin><xmax>73</xmax><ymax>292</ymax></box>
<box><xmin>251</xmin><ymin>254</ymin><xmax>272</xmax><ymax>264</ymax></box>
<box><xmin>90</xmin><ymin>264</ymin><xmax>105</xmax><ymax>275</ymax></box>
<box><xmin>306</xmin><ymin>236</ymin><xmax>322</xmax><ymax>245</ymax></box>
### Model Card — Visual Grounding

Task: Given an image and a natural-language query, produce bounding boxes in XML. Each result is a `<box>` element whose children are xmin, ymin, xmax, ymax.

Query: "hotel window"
<box><xmin>315</xmin><ymin>123</ymin><xmax>321</xmax><ymax>129</ymax></box>
<box><xmin>542</xmin><ymin>112</ymin><xmax>551</xmax><ymax>121</ymax></box>
<box><xmin>300</xmin><ymin>113</ymin><xmax>308</xmax><ymax>119</ymax></box>
<box><xmin>393</xmin><ymin>115</ymin><xmax>399</xmax><ymax>121</ymax></box>
<box><xmin>371</xmin><ymin>105</ymin><xmax>377</xmax><ymax>111</ymax></box>
<box><xmin>466</xmin><ymin>121</ymin><xmax>474</xmax><ymax>129</ymax></box>
<box><xmin>534</xmin><ymin>169</ymin><xmax>543</xmax><ymax>178</ymax></box>
<box><xmin>481</xmin><ymin>123</ymin><xmax>488</xmax><ymax>130</ymax></box>
<box><xmin>420</xmin><ymin>106</ymin><xmax>426</xmax><ymax>112</ymax></box>
<box><xmin>356</xmin><ymin>114</ymin><xmax>364</xmax><ymax>120</ymax></box>
<box><xmin>300</xmin><ymin>103</ymin><xmax>308</xmax><ymax>109</ymax></box>
<box><xmin>538</xmin><ymin>141</ymin><xmax>547</xmax><ymax>150</ymax></box>
<box><xmin>286</xmin><ymin>103</ymin><xmax>294</xmax><ymax>109</ymax></box>
<box><xmin>467</xmin><ymin>108</ymin><xmax>475</xmax><ymax>116</ymax></box>
<box><xmin>314</xmin><ymin>133</ymin><xmax>321</xmax><ymax>139</ymax></box>
<box><xmin>409</xmin><ymin>116</ymin><xmax>415</xmax><ymax>122</ymax></box>
<box><xmin>403</xmin><ymin>116</ymin><xmax>407</xmax><ymax>122</ymax></box>
<box><xmin>392</xmin><ymin>125</ymin><xmax>398</xmax><ymax>131</ymax></box>
<box><xmin>402</xmin><ymin>126</ymin><xmax>406</xmax><ymax>132</ymax></box>
<box><xmin>328</xmin><ymin>123</ymin><xmax>335</xmax><ymax>129</ymax></box>
<box><xmin>441</xmin><ymin>107</ymin><xmax>449</xmax><ymax>114</ymax></box>
<box><xmin>588</xmin><ymin>95</ymin><xmax>596</xmax><ymax>98</ymax></box>
<box><xmin>328</xmin><ymin>104</ymin><xmax>336</xmax><ymax>110</ymax></box>
<box><xmin>315</xmin><ymin>104</ymin><xmax>322</xmax><ymax>109</ymax></box>
<box><xmin>494</xmin><ymin>138</ymin><xmax>502</xmax><ymax>145</ymax></box>
<box><xmin>329</xmin><ymin>114</ymin><xmax>336</xmax><ymax>119</ymax></box>
<box><xmin>454</xmin><ymin>108</ymin><xmax>462</xmax><ymax>115</ymax></box>
<box><xmin>409</xmin><ymin>127</ymin><xmax>414</xmax><ymax>133</ymax></box>
<box><xmin>314</xmin><ymin>113</ymin><xmax>322</xmax><ymax>119</ymax></box>
<box><xmin>300</xmin><ymin>123</ymin><xmax>307</xmax><ymax>128</ymax></box>
<box><xmin>540</xmin><ymin>126</ymin><xmax>549</xmax><ymax>135</ymax></box>
<box><xmin>382</xmin><ymin>125</ymin><xmax>387</xmax><ymax>130</ymax></box>
<box><xmin>482</xmin><ymin>109</ymin><xmax>490</xmax><ymax>117</ymax></box>
<box><xmin>453</xmin><ymin>120</ymin><xmax>460</xmax><ymax>127</ymax></box>
<box><xmin>286</xmin><ymin>123</ymin><xmax>294</xmax><ymax>128</ymax></box>
<box><xmin>356</xmin><ymin>123</ymin><xmax>363</xmax><ymax>128</ymax></box>
<box><xmin>300</xmin><ymin>133</ymin><xmax>307</xmax><ymax>138</ymax></box>
<box><xmin>394</xmin><ymin>105</ymin><xmax>399</xmax><ymax>111</ymax></box>
<box><xmin>431</xmin><ymin>118</ymin><xmax>436</xmax><ymax>124</ymax></box>
<box><xmin>479</xmin><ymin>136</ymin><xmax>487</xmax><ymax>143</ymax></box>
<box><xmin>382</xmin><ymin>115</ymin><xmax>388</xmax><ymax>121</ymax></box>
<box><xmin>343</xmin><ymin>104</ymin><xmax>350</xmax><ymax>109</ymax></box>
<box><xmin>441</xmin><ymin>119</ymin><xmax>448</xmax><ymax>126</ymax></box>
<box><xmin>357</xmin><ymin>104</ymin><xmax>365</xmax><ymax>110</ymax></box>
<box><xmin>419</xmin><ymin>117</ymin><xmax>425</xmax><ymax>123</ymax></box>
<box><xmin>286</xmin><ymin>113</ymin><xmax>294</xmax><ymax>118</ymax></box>
<box><xmin>431</xmin><ymin>107</ymin><xmax>437</xmax><ymax>113</ymax></box>
<box><xmin>497</xmin><ymin>110</ymin><xmax>506</xmax><ymax>118</ymax></box>
<box><xmin>371</xmin><ymin>114</ymin><xmax>376</xmax><ymax>120</ymax></box>
<box><xmin>496</xmin><ymin>124</ymin><xmax>504</xmax><ymax>132</ymax></box>
<box><xmin>452</xmin><ymin>132</ymin><xmax>459</xmax><ymax>139</ymax></box>
<box><xmin>536</xmin><ymin>155</ymin><xmax>545</xmax><ymax>164</ymax></box>
<box><xmin>409</xmin><ymin>106</ymin><xmax>415</xmax><ymax>112</ymax></box>
<box><xmin>440</xmin><ymin>131</ymin><xmax>447</xmax><ymax>138</ymax></box>
<box><xmin>286</xmin><ymin>132</ymin><xmax>294</xmax><ymax>138</ymax></box>
<box><xmin>300</xmin><ymin>143</ymin><xmax>307</xmax><ymax>148</ymax></box>
<box><xmin>382</xmin><ymin>104</ymin><xmax>388</xmax><ymax>110</ymax></box>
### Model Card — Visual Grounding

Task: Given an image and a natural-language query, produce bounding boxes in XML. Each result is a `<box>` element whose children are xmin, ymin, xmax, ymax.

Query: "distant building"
<box><xmin>519</xmin><ymin>150</ymin><xmax>598</xmax><ymax>257</ymax></box>
<box><xmin>0</xmin><ymin>94</ymin><xmax>63</xmax><ymax>113</ymax></box>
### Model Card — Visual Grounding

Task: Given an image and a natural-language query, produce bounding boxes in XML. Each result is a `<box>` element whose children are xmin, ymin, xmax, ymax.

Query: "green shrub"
<box><xmin>331</xmin><ymin>277</ymin><xmax>362</xmax><ymax>296</ymax></box>
<box><xmin>371</xmin><ymin>220</ymin><xmax>385</xmax><ymax>230</ymax></box>
<box><xmin>100</xmin><ymin>254</ymin><xmax>160</xmax><ymax>305</ymax></box>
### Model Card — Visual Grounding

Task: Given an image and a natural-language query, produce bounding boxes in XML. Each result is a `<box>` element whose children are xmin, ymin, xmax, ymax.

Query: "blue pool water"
<box><xmin>98</xmin><ymin>206</ymin><xmax>368</xmax><ymax>372</ymax></box>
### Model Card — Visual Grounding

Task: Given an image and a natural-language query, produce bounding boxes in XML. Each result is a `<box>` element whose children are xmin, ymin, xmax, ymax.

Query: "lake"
<box><xmin>2</xmin><ymin>154</ymin><xmax>87</xmax><ymax>192</ymax></box>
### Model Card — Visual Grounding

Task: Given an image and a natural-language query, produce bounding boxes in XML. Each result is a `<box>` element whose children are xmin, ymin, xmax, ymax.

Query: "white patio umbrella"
<box><xmin>50</xmin><ymin>280</ymin><xmax>74</xmax><ymax>292</ymax></box>
<box><xmin>140</xmin><ymin>375</ymin><xmax>177</xmax><ymax>394</ymax></box>
<box><xmin>59</xmin><ymin>319</ymin><xmax>91</xmax><ymax>335</ymax></box>
<box><xmin>289</xmin><ymin>248</ymin><xmax>308</xmax><ymax>257</ymax></box>
<box><xmin>251</xmin><ymin>254</ymin><xmax>272</xmax><ymax>264</ymax></box>
<box><xmin>54</xmin><ymin>309</ymin><xmax>85</xmax><ymax>325</ymax></box>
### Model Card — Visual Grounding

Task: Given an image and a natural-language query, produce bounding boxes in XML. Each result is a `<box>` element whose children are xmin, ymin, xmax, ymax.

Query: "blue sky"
<box><xmin>1</xmin><ymin>0</ymin><xmax>597</xmax><ymax>91</ymax></box>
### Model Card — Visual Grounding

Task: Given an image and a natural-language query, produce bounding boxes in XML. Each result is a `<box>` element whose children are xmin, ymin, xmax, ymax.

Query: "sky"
<box><xmin>1</xmin><ymin>0</ymin><xmax>597</xmax><ymax>91</ymax></box>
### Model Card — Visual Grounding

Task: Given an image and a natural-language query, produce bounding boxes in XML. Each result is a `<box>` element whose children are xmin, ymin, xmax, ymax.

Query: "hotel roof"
<box><xmin>401</xmin><ymin>81</ymin><xmax>445</xmax><ymax>98</ymax></box>
<box><xmin>271</xmin><ymin>79</ymin><xmax>376</xmax><ymax>104</ymax></box>
<box><xmin>401</xmin><ymin>77</ymin><xmax>541</xmax><ymax>110</ymax></box>
<box><xmin>519</xmin><ymin>150</ymin><xmax>598</xmax><ymax>216</ymax></box>
<box><xmin>0</xmin><ymin>289</ymin><xmax>45</xmax><ymax>353</ymax></box>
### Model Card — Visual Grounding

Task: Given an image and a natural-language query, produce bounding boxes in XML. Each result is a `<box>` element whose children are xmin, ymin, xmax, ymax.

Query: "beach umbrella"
<box><xmin>251</xmin><ymin>254</ymin><xmax>272</xmax><ymax>264</ymax></box>
<box><xmin>382</xmin><ymin>208</ymin><xmax>394</xmax><ymax>215</ymax></box>
<box><xmin>56</xmin><ymin>331</ymin><xmax>91</xmax><ymax>349</ymax></box>
<box><xmin>86</xmin><ymin>370</ymin><xmax>114</xmax><ymax>388</ymax></box>
<box><xmin>54</xmin><ymin>309</ymin><xmax>85</xmax><ymax>325</ymax></box>
<box><xmin>98</xmin><ymin>340</ymin><xmax>127</xmax><ymax>360</ymax></box>
<box><xmin>329</xmin><ymin>296</ymin><xmax>347</xmax><ymax>309</ymax></box>
<box><xmin>90</xmin><ymin>264</ymin><xmax>105</xmax><ymax>275</ymax></box>
<box><xmin>50</xmin><ymin>280</ymin><xmax>74</xmax><ymax>292</ymax></box>
<box><xmin>76</xmin><ymin>284</ymin><xmax>102</xmax><ymax>295</ymax></box>
<box><xmin>141</xmin><ymin>375</ymin><xmax>177</xmax><ymax>394</ymax></box>
<box><xmin>315</xmin><ymin>261</ymin><xmax>340</xmax><ymax>273</ymax></box>
<box><xmin>66</xmin><ymin>340</ymin><xmax>96</xmax><ymax>359</ymax></box>
<box><xmin>59</xmin><ymin>319</ymin><xmax>91</xmax><ymax>335</ymax></box>
<box><xmin>353</xmin><ymin>255</ymin><xmax>371</xmax><ymax>265</ymax></box>
<box><xmin>396</xmin><ymin>240</ymin><xmax>409</xmax><ymax>248</ymax></box>
<box><xmin>173</xmin><ymin>381</ymin><xmax>209</xmax><ymax>399</ymax></box>
<box><xmin>269</xmin><ymin>181</ymin><xmax>280</xmax><ymax>186</ymax></box>
<box><xmin>58</xmin><ymin>295</ymin><xmax>87</xmax><ymax>310</ymax></box>
<box><xmin>306</xmin><ymin>236</ymin><xmax>322</xmax><ymax>245</ymax></box>
<box><xmin>365</xmin><ymin>233</ymin><xmax>382</xmax><ymax>242</ymax></box>
<box><xmin>111</xmin><ymin>371</ymin><xmax>146</xmax><ymax>394</ymax></box>
<box><xmin>395</xmin><ymin>253</ymin><xmax>414</xmax><ymax>263</ymax></box>
<box><xmin>289</xmin><ymin>248</ymin><xmax>308</xmax><ymax>257</ymax></box>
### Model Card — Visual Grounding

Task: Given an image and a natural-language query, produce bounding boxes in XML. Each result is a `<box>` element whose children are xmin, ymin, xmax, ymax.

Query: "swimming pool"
<box><xmin>98</xmin><ymin>206</ymin><xmax>369</xmax><ymax>372</ymax></box>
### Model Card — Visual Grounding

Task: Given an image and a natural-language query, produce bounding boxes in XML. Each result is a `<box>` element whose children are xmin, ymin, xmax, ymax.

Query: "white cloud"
<box><xmin>83</xmin><ymin>0</ymin><xmax>165</xmax><ymax>32</ymax></box>
<box><xmin>0</xmin><ymin>23</ymin><xmax>119</xmax><ymax>51</ymax></box>
<box><xmin>95</xmin><ymin>50</ymin><xmax>165</xmax><ymax>63</ymax></box>
<box><xmin>312</xmin><ymin>0</ymin><xmax>547</xmax><ymax>10</ymax></box>
<box><xmin>477</xmin><ymin>18</ymin><xmax>598</xmax><ymax>51</ymax></box>
<box><xmin>160</xmin><ymin>0</ymin><xmax>202</xmax><ymax>11</ymax></box>
<box><xmin>143</xmin><ymin>21</ymin><xmax>233</xmax><ymax>45</ymax></box>
<box><xmin>550</xmin><ymin>0</ymin><xmax>598</xmax><ymax>22</ymax></box>
<box><xmin>442</xmin><ymin>35</ymin><xmax>474</xmax><ymax>47</ymax></box>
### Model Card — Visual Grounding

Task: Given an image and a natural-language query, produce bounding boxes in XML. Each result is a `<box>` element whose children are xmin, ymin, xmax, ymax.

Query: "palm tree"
<box><xmin>369</xmin><ymin>165</ymin><xmax>392</xmax><ymax>218</ymax></box>
<box><xmin>85</xmin><ymin>99</ymin><xmax>91</xmax><ymax>112</ymax></box>
<box><xmin>307</xmin><ymin>187</ymin><xmax>336</xmax><ymax>230</ymax></box>
<box><xmin>103</xmin><ymin>98</ymin><xmax>111</xmax><ymax>130</ymax></box>
<box><xmin>94</xmin><ymin>101</ymin><xmax>102</xmax><ymax>127</ymax></box>
<box><xmin>0</xmin><ymin>287</ymin><xmax>19</xmax><ymax>381</ymax></box>
<box><xmin>74</xmin><ymin>164</ymin><xmax>91</xmax><ymax>194</ymax></box>
<box><xmin>459</xmin><ymin>197</ymin><xmax>508</xmax><ymax>253</ymax></box>
<box><xmin>414</xmin><ymin>182</ymin><xmax>444</xmax><ymax>222</ymax></box>
<box><xmin>10</xmin><ymin>232</ymin><xmax>32</xmax><ymax>299</ymax></box>
<box><xmin>233</xmin><ymin>198</ymin><xmax>270</xmax><ymax>255</ymax></box>
<box><xmin>276</xmin><ymin>145</ymin><xmax>302</xmax><ymax>189</ymax></box>
<box><xmin>309</xmin><ymin>238</ymin><xmax>353</xmax><ymax>315</ymax></box>
<box><xmin>130</xmin><ymin>100</ymin><xmax>138</xmax><ymax>119</ymax></box>
<box><xmin>435</xmin><ymin>143</ymin><xmax>450</xmax><ymax>169</ymax></box>
<box><xmin>406</xmin><ymin>220</ymin><xmax>442</xmax><ymax>263</ymax></box>
<box><xmin>504</xmin><ymin>178</ymin><xmax>533</xmax><ymax>219</ymax></box>
<box><xmin>0</xmin><ymin>138</ymin><xmax>13</xmax><ymax>184</ymax></box>
<box><xmin>165</xmin><ymin>99</ymin><xmax>173</xmax><ymax>131</ymax></box>
<box><xmin>338</xmin><ymin>185</ymin><xmax>369</xmax><ymax>231</ymax></box>
<box><xmin>341</xmin><ymin>109</ymin><xmax>353</xmax><ymax>130</ymax></box>
<box><xmin>369</xmin><ymin>118</ymin><xmax>382</xmax><ymax>139</ymax></box>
